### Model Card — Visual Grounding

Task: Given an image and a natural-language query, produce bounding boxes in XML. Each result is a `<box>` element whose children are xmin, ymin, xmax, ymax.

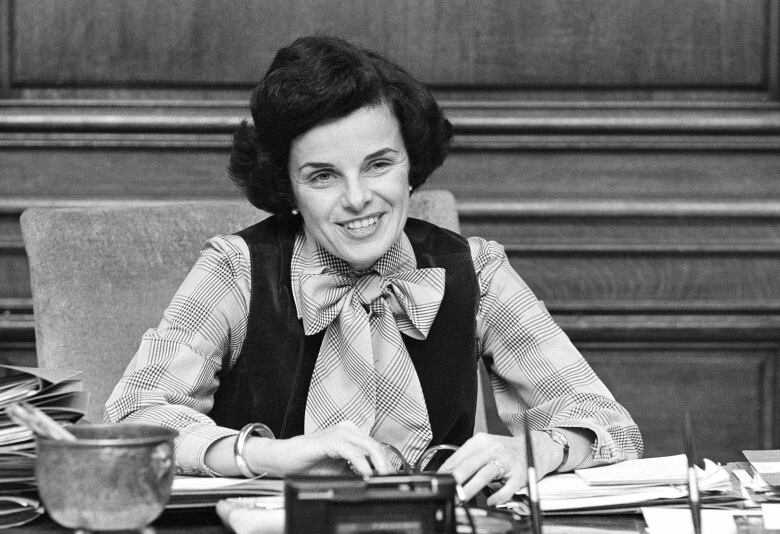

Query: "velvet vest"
<box><xmin>209</xmin><ymin>216</ymin><xmax>480</xmax><ymax>447</ymax></box>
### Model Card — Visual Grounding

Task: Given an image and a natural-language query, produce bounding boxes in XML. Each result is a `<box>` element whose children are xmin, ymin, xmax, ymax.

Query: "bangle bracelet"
<box><xmin>233</xmin><ymin>423</ymin><xmax>275</xmax><ymax>478</ymax></box>
<box><xmin>544</xmin><ymin>429</ymin><xmax>570</xmax><ymax>472</ymax></box>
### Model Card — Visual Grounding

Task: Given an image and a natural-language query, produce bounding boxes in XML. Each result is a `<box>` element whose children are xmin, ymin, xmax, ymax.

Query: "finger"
<box><xmin>459</xmin><ymin>463</ymin><xmax>502</xmax><ymax>501</ymax></box>
<box><xmin>439</xmin><ymin>433</ymin><xmax>496</xmax><ymax>475</ymax></box>
<box><xmin>337</xmin><ymin>444</ymin><xmax>375</xmax><ymax>477</ymax></box>
<box><xmin>486</xmin><ymin>475</ymin><xmax>526</xmax><ymax>506</ymax></box>
<box><xmin>328</xmin><ymin>427</ymin><xmax>391</xmax><ymax>475</ymax></box>
<box><xmin>443</xmin><ymin>450</ymin><xmax>494</xmax><ymax>487</ymax></box>
<box><xmin>367</xmin><ymin>444</ymin><xmax>393</xmax><ymax>475</ymax></box>
<box><xmin>439</xmin><ymin>433</ymin><xmax>485</xmax><ymax>470</ymax></box>
<box><xmin>339</xmin><ymin>431</ymin><xmax>392</xmax><ymax>475</ymax></box>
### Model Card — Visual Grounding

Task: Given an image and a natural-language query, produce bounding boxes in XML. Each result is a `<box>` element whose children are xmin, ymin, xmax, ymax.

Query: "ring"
<box><xmin>488</xmin><ymin>459</ymin><xmax>506</xmax><ymax>480</ymax></box>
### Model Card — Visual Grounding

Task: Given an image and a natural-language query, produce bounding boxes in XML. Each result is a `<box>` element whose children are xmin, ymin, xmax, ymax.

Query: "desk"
<box><xmin>19</xmin><ymin>509</ymin><xmax>650</xmax><ymax>533</ymax></box>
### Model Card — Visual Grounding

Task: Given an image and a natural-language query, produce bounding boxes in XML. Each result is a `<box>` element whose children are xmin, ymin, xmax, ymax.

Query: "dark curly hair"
<box><xmin>227</xmin><ymin>35</ymin><xmax>453</xmax><ymax>216</ymax></box>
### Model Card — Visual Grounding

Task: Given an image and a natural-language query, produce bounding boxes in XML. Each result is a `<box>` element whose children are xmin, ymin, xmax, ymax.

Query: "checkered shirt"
<box><xmin>104</xmin><ymin>231</ymin><xmax>643</xmax><ymax>475</ymax></box>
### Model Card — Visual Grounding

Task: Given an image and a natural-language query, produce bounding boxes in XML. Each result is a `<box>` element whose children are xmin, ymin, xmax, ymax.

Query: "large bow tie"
<box><xmin>298</xmin><ymin>268</ymin><xmax>445</xmax><ymax>338</ymax></box>
<box><xmin>298</xmin><ymin>266</ymin><xmax>445</xmax><ymax>467</ymax></box>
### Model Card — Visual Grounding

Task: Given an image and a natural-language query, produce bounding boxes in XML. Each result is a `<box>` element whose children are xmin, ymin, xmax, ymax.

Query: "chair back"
<box><xmin>20</xmin><ymin>190</ymin><xmax>461</xmax><ymax>424</ymax></box>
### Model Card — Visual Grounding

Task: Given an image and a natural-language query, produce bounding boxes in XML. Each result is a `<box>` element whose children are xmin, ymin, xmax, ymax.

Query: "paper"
<box><xmin>173</xmin><ymin>476</ymin><xmax>254</xmax><ymax>492</ymax></box>
<box><xmin>510</xmin><ymin>457</ymin><xmax>737</xmax><ymax>514</ymax></box>
<box><xmin>216</xmin><ymin>497</ymin><xmax>285</xmax><ymax>534</ymax></box>
<box><xmin>0</xmin><ymin>366</ymin><xmax>85</xmax><ymax>489</ymax></box>
<box><xmin>575</xmin><ymin>455</ymin><xmax>722</xmax><ymax>486</ymax></box>
<box><xmin>743</xmin><ymin>451</ymin><xmax>780</xmax><ymax>487</ymax></box>
<box><xmin>169</xmin><ymin>476</ymin><xmax>284</xmax><ymax>509</ymax></box>
<box><xmin>0</xmin><ymin>365</ymin><xmax>81</xmax><ymax>386</ymax></box>
<box><xmin>763</xmin><ymin>503</ymin><xmax>780</xmax><ymax>529</ymax></box>
<box><xmin>642</xmin><ymin>507</ymin><xmax>761</xmax><ymax>534</ymax></box>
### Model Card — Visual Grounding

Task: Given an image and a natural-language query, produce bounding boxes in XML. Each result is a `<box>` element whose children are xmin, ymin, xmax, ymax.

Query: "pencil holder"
<box><xmin>35</xmin><ymin>424</ymin><xmax>177</xmax><ymax>532</ymax></box>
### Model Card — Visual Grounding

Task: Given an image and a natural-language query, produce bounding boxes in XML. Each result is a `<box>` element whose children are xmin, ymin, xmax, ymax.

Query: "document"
<box><xmin>0</xmin><ymin>366</ymin><xmax>86</xmax><ymax>488</ymax></box>
<box><xmin>508</xmin><ymin>456</ymin><xmax>740</xmax><ymax>515</ymax></box>
<box><xmin>575</xmin><ymin>454</ymin><xmax>723</xmax><ymax>486</ymax></box>
<box><xmin>743</xmin><ymin>450</ymin><xmax>780</xmax><ymax>487</ymax></box>
<box><xmin>169</xmin><ymin>475</ymin><xmax>284</xmax><ymax>509</ymax></box>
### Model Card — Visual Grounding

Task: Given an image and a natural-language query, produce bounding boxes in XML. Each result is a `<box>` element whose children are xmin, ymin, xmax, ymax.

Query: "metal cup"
<box><xmin>35</xmin><ymin>424</ymin><xmax>177</xmax><ymax>532</ymax></box>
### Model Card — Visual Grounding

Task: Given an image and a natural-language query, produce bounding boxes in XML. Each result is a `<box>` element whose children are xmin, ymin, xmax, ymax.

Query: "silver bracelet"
<box><xmin>233</xmin><ymin>423</ymin><xmax>275</xmax><ymax>478</ymax></box>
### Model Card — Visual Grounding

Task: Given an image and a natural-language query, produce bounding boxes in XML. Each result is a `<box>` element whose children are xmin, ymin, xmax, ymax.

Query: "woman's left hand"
<box><xmin>438</xmin><ymin>431</ymin><xmax>562</xmax><ymax>506</ymax></box>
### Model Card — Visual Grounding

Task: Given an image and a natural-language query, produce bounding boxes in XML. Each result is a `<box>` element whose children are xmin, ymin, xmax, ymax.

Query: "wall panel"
<box><xmin>442</xmin><ymin>149</ymin><xmax>780</xmax><ymax>201</ymax></box>
<box><xmin>7</xmin><ymin>0</ymin><xmax>770</xmax><ymax>95</ymax></box>
<box><xmin>587</xmin><ymin>345</ymin><xmax>777</xmax><ymax>460</ymax></box>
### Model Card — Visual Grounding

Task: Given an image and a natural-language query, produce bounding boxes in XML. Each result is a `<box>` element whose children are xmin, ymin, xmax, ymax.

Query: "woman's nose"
<box><xmin>341</xmin><ymin>176</ymin><xmax>371</xmax><ymax>211</ymax></box>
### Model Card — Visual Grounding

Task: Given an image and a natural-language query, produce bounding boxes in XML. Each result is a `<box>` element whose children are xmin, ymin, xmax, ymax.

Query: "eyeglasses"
<box><xmin>382</xmin><ymin>443</ymin><xmax>460</xmax><ymax>473</ymax></box>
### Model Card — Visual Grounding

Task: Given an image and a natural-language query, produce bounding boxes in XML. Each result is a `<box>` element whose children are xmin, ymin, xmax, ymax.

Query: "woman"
<box><xmin>105</xmin><ymin>35</ymin><xmax>642</xmax><ymax>506</ymax></box>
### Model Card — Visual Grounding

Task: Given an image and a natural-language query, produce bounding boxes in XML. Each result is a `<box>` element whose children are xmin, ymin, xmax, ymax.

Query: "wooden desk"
<box><xmin>20</xmin><ymin>508</ymin><xmax>649</xmax><ymax>533</ymax></box>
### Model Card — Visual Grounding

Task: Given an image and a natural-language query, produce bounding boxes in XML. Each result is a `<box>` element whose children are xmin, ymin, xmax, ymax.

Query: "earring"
<box><xmin>408</xmin><ymin>185</ymin><xmax>413</xmax><ymax>192</ymax></box>
<box><xmin>291</xmin><ymin>208</ymin><xmax>299</xmax><ymax>215</ymax></box>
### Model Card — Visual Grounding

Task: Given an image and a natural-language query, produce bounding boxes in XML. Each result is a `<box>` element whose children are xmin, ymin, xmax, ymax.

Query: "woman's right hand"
<box><xmin>243</xmin><ymin>421</ymin><xmax>393</xmax><ymax>477</ymax></box>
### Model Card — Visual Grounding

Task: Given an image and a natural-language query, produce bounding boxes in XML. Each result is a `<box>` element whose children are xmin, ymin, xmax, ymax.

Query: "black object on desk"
<box><xmin>285</xmin><ymin>474</ymin><xmax>456</xmax><ymax>534</ymax></box>
<box><xmin>684</xmin><ymin>410</ymin><xmax>702</xmax><ymax>534</ymax></box>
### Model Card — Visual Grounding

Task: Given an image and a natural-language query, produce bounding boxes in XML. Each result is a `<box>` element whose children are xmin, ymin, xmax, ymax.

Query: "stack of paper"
<box><xmin>169</xmin><ymin>476</ymin><xmax>284</xmax><ymax>509</ymax></box>
<box><xmin>508</xmin><ymin>454</ymin><xmax>742</xmax><ymax>515</ymax></box>
<box><xmin>0</xmin><ymin>365</ymin><xmax>87</xmax><ymax>495</ymax></box>
<box><xmin>742</xmin><ymin>450</ymin><xmax>780</xmax><ymax>488</ymax></box>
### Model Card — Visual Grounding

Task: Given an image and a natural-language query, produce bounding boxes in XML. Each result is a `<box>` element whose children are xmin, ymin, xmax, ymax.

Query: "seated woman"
<box><xmin>105</xmin><ymin>35</ymin><xmax>642</xmax><ymax>506</ymax></box>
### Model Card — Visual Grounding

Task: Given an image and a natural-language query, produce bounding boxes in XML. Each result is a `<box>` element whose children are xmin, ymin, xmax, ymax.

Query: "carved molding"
<box><xmin>3</xmin><ymin>101</ymin><xmax>780</xmax><ymax>150</ymax></box>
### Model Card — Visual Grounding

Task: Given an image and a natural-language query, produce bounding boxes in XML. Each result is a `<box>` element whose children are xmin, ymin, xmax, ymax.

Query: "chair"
<box><xmin>21</xmin><ymin>190</ymin><xmax>501</xmax><ymax>432</ymax></box>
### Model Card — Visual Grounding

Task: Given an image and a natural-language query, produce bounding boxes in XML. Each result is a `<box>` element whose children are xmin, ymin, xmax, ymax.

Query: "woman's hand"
<box><xmin>438</xmin><ymin>431</ymin><xmax>563</xmax><ymax>506</ymax></box>
<box><xmin>244</xmin><ymin>421</ymin><xmax>393</xmax><ymax>477</ymax></box>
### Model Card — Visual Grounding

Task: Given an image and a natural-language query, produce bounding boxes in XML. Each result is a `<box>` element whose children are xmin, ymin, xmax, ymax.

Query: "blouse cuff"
<box><xmin>546</xmin><ymin>421</ymin><xmax>639</xmax><ymax>470</ymax></box>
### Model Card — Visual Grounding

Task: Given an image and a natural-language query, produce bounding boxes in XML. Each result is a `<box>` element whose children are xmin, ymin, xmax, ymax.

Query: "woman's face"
<box><xmin>288</xmin><ymin>103</ymin><xmax>411</xmax><ymax>271</ymax></box>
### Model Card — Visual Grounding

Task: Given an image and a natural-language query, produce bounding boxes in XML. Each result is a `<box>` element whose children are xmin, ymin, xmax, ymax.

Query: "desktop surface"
<box><xmin>20</xmin><ymin>507</ymin><xmax>650</xmax><ymax>533</ymax></box>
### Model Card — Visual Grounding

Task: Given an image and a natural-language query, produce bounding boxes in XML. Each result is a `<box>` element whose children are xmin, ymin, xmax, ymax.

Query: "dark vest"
<box><xmin>209</xmin><ymin>216</ymin><xmax>480</xmax><ymax>447</ymax></box>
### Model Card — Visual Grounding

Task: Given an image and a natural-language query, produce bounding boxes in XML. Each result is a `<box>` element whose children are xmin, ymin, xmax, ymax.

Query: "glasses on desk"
<box><xmin>381</xmin><ymin>443</ymin><xmax>459</xmax><ymax>473</ymax></box>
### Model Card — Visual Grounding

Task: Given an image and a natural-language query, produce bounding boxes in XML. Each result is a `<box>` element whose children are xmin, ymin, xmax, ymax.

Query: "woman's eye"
<box><xmin>308</xmin><ymin>171</ymin><xmax>336</xmax><ymax>184</ymax></box>
<box><xmin>367</xmin><ymin>160</ymin><xmax>392</xmax><ymax>172</ymax></box>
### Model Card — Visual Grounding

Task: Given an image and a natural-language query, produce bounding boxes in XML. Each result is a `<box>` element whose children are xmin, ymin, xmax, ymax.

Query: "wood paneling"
<box><xmin>2</xmin><ymin>0</ymin><xmax>780</xmax><ymax>462</ymax></box>
<box><xmin>8</xmin><ymin>0</ymin><xmax>769</xmax><ymax>91</ymax></box>
<box><xmin>587</xmin><ymin>345</ymin><xmax>777</xmax><ymax>460</ymax></box>
<box><xmin>510</xmin><ymin>253</ymin><xmax>780</xmax><ymax>311</ymax></box>
<box><xmin>0</xmin><ymin>148</ymin><xmax>233</xmax><ymax>198</ymax></box>
<box><xmin>442</xmin><ymin>150</ymin><xmax>780</xmax><ymax>201</ymax></box>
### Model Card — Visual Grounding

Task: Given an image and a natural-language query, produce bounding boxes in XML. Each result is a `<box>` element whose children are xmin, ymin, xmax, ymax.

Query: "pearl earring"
<box><xmin>291</xmin><ymin>208</ymin><xmax>299</xmax><ymax>215</ymax></box>
<box><xmin>408</xmin><ymin>185</ymin><xmax>413</xmax><ymax>192</ymax></box>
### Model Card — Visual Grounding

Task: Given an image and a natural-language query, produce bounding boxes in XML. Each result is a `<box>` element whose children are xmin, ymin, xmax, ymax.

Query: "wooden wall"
<box><xmin>2</xmin><ymin>0</ymin><xmax>779</xmax><ymax>462</ymax></box>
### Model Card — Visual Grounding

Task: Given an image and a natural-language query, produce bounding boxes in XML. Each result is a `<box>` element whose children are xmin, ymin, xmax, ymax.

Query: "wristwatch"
<box><xmin>544</xmin><ymin>429</ymin><xmax>570</xmax><ymax>472</ymax></box>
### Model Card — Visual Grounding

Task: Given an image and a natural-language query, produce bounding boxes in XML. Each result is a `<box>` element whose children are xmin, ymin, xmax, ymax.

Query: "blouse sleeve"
<box><xmin>103</xmin><ymin>234</ymin><xmax>251</xmax><ymax>475</ymax></box>
<box><xmin>469</xmin><ymin>236</ymin><xmax>643</xmax><ymax>466</ymax></box>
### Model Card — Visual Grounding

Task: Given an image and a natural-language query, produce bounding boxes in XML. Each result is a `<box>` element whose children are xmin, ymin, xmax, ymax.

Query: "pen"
<box><xmin>684</xmin><ymin>410</ymin><xmax>702</xmax><ymax>534</ymax></box>
<box><xmin>5</xmin><ymin>401</ymin><xmax>77</xmax><ymax>442</ymax></box>
<box><xmin>523</xmin><ymin>415</ymin><xmax>542</xmax><ymax>534</ymax></box>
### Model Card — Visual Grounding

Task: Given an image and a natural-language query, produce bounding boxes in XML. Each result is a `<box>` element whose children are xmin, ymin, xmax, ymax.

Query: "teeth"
<box><xmin>345</xmin><ymin>217</ymin><xmax>378</xmax><ymax>230</ymax></box>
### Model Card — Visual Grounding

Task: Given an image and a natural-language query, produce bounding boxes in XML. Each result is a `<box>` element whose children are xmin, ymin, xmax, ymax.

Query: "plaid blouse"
<box><xmin>104</xmin><ymin>232</ymin><xmax>643</xmax><ymax>475</ymax></box>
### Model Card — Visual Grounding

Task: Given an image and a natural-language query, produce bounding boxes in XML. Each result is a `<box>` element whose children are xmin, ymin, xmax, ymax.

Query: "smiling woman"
<box><xmin>103</xmin><ymin>35</ymin><xmax>642</xmax><ymax>506</ymax></box>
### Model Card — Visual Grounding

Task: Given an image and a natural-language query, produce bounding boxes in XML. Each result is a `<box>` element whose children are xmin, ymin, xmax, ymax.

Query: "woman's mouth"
<box><xmin>342</xmin><ymin>215</ymin><xmax>381</xmax><ymax>234</ymax></box>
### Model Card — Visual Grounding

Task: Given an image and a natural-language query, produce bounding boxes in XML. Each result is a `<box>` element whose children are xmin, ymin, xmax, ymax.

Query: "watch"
<box><xmin>544</xmin><ymin>429</ymin><xmax>570</xmax><ymax>472</ymax></box>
